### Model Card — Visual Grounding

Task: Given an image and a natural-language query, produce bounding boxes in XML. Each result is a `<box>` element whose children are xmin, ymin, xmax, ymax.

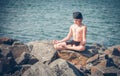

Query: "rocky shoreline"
<box><xmin>0</xmin><ymin>37</ymin><xmax>120</xmax><ymax>76</ymax></box>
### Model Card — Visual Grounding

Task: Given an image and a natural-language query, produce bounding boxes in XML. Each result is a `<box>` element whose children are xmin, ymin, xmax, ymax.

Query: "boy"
<box><xmin>53</xmin><ymin>12</ymin><xmax>87</xmax><ymax>51</ymax></box>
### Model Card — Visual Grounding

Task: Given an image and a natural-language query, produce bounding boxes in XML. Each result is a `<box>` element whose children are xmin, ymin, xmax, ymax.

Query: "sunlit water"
<box><xmin>0</xmin><ymin>0</ymin><xmax>120</xmax><ymax>47</ymax></box>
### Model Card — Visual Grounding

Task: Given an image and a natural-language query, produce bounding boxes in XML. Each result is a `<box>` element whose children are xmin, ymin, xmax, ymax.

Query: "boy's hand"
<box><xmin>53</xmin><ymin>40</ymin><xmax>57</xmax><ymax>44</ymax></box>
<box><xmin>53</xmin><ymin>40</ymin><xmax>60</xmax><ymax>44</ymax></box>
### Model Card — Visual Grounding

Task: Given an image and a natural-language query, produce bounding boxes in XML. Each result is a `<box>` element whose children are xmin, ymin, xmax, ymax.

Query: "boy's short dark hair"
<box><xmin>73</xmin><ymin>12</ymin><xmax>83</xmax><ymax>19</ymax></box>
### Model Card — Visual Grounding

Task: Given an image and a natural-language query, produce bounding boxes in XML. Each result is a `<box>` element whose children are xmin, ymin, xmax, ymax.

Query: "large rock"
<box><xmin>57</xmin><ymin>44</ymin><xmax>106</xmax><ymax>69</ymax></box>
<box><xmin>0</xmin><ymin>44</ymin><xmax>12</xmax><ymax>57</ymax></box>
<box><xmin>15</xmin><ymin>52</ymin><xmax>38</xmax><ymax>65</ymax></box>
<box><xmin>10</xmin><ymin>44</ymin><xmax>30</xmax><ymax>59</ymax></box>
<box><xmin>0</xmin><ymin>38</ymin><xmax>120</xmax><ymax>76</ymax></box>
<box><xmin>104</xmin><ymin>45</ymin><xmax>120</xmax><ymax>69</ymax></box>
<box><xmin>91</xmin><ymin>64</ymin><xmax>120</xmax><ymax>76</ymax></box>
<box><xmin>11</xmin><ymin>65</ymin><xmax>31</xmax><ymax>76</ymax></box>
<box><xmin>105</xmin><ymin>45</ymin><xmax>120</xmax><ymax>55</ymax></box>
<box><xmin>0</xmin><ymin>44</ymin><xmax>17</xmax><ymax>75</ymax></box>
<box><xmin>90</xmin><ymin>45</ymin><xmax>120</xmax><ymax>76</ymax></box>
<box><xmin>49</xmin><ymin>59</ymin><xmax>83</xmax><ymax>76</ymax></box>
<box><xmin>22</xmin><ymin>62</ymin><xmax>56</xmax><ymax>76</ymax></box>
<box><xmin>0</xmin><ymin>38</ymin><xmax>32</xmax><ymax>75</ymax></box>
<box><xmin>0</xmin><ymin>37</ymin><xmax>18</xmax><ymax>45</ymax></box>
<box><xmin>27</xmin><ymin>40</ymin><xmax>57</xmax><ymax>64</ymax></box>
<box><xmin>57</xmin><ymin>50</ymin><xmax>88</xmax><ymax>68</ymax></box>
<box><xmin>0</xmin><ymin>57</ymin><xmax>17</xmax><ymax>75</ymax></box>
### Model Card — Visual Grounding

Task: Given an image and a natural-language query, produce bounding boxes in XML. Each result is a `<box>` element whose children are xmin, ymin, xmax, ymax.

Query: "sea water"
<box><xmin>0</xmin><ymin>0</ymin><xmax>120</xmax><ymax>47</ymax></box>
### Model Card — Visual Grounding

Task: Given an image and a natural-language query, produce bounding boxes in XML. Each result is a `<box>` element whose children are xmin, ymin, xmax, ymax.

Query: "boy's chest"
<box><xmin>72</xmin><ymin>27</ymin><xmax>83</xmax><ymax>34</ymax></box>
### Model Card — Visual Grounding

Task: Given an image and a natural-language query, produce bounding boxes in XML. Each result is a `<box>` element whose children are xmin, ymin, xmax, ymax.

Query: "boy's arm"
<box><xmin>81</xmin><ymin>26</ymin><xmax>87</xmax><ymax>46</ymax></box>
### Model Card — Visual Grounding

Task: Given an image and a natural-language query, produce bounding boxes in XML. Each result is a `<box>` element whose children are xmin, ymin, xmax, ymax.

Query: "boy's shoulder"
<box><xmin>70</xmin><ymin>24</ymin><xmax>74</xmax><ymax>28</ymax></box>
<box><xmin>70</xmin><ymin>24</ymin><xmax>87</xmax><ymax>28</ymax></box>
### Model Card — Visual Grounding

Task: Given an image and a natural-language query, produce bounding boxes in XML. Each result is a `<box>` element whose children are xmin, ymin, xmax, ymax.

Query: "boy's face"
<box><xmin>74</xmin><ymin>19</ymin><xmax>82</xmax><ymax>25</ymax></box>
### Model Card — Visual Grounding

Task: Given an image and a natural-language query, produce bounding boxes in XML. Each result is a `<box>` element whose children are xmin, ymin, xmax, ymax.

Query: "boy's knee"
<box><xmin>53</xmin><ymin>44</ymin><xmax>57</xmax><ymax>49</ymax></box>
<box><xmin>53</xmin><ymin>42</ymin><xmax>66</xmax><ymax>50</ymax></box>
<box><xmin>78</xmin><ymin>46</ymin><xmax>85</xmax><ymax>51</ymax></box>
<box><xmin>53</xmin><ymin>44</ymin><xmax>61</xmax><ymax>50</ymax></box>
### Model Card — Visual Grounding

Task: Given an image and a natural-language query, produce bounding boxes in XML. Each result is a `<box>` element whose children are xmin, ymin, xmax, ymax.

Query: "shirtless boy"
<box><xmin>53</xmin><ymin>12</ymin><xmax>87</xmax><ymax>51</ymax></box>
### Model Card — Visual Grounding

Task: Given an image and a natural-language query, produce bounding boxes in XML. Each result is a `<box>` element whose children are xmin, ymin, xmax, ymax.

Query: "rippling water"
<box><xmin>0</xmin><ymin>0</ymin><xmax>120</xmax><ymax>47</ymax></box>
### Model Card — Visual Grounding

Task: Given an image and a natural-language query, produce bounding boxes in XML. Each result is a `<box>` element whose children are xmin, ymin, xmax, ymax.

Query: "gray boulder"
<box><xmin>89</xmin><ymin>45</ymin><xmax>120</xmax><ymax>76</ymax></box>
<box><xmin>27</xmin><ymin>40</ymin><xmax>57</xmax><ymax>64</ymax></box>
<box><xmin>22</xmin><ymin>61</ymin><xmax>56</xmax><ymax>76</ymax></box>
<box><xmin>0</xmin><ymin>37</ymin><xmax>18</xmax><ymax>45</ymax></box>
<box><xmin>0</xmin><ymin>44</ymin><xmax>17</xmax><ymax>75</ymax></box>
<box><xmin>49</xmin><ymin>58</ymin><xmax>83</xmax><ymax>76</ymax></box>
<box><xmin>104</xmin><ymin>45</ymin><xmax>120</xmax><ymax>68</ymax></box>
<box><xmin>0</xmin><ymin>39</ymin><xmax>32</xmax><ymax>75</ymax></box>
<box><xmin>15</xmin><ymin>51</ymin><xmax>38</xmax><ymax>65</ymax></box>
<box><xmin>10</xmin><ymin>44</ymin><xmax>30</xmax><ymax>59</ymax></box>
<box><xmin>91</xmin><ymin>64</ymin><xmax>120</xmax><ymax>76</ymax></box>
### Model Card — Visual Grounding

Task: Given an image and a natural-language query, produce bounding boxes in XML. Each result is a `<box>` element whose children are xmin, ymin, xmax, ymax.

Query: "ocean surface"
<box><xmin>0</xmin><ymin>0</ymin><xmax>120</xmax><ymax>47</ymax></box>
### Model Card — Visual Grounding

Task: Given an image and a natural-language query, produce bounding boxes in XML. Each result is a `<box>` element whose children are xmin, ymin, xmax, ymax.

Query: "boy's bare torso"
<box><xmin>71</xmin><ymin>24</ymin><xmax>85</xmax><ymax>42</ymax></box>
